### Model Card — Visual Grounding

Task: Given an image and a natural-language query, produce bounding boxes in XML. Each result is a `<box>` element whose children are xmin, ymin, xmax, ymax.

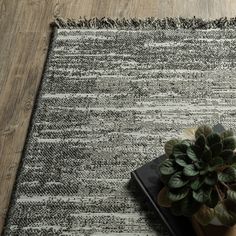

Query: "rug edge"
<box><xmin>2</xmin><ymin>26</ymin><xmax>59</xmax><ymax>235</ymax></box>
<box><xmin>52</xmin><ymin>16</ymin><xmax>236</xmax><ymax>29</ymax></box>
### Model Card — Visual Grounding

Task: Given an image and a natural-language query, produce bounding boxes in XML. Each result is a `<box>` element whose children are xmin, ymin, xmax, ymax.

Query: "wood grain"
<box><xmin>1</xmin><ymin>0</ymin><xmax>236</xmax><ymax>234</ymax></box>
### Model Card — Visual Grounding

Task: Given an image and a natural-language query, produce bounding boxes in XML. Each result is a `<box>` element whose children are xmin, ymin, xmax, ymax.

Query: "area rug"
<box><xmin>4</xmin><ymin>17</ymin><xmax>236</xmax><ymax>235</ymax></box>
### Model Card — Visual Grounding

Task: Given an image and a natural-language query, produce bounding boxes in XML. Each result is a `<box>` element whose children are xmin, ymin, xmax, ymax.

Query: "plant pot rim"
<box><xmin>192</xmin><ymin>217</ymin><xmax>236</xmax><ymax>236</ymax></box>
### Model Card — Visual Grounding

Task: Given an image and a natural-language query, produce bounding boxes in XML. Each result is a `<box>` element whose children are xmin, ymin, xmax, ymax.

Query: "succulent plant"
<box><xmin>158</xmin><ymin>125</ymin><xmax>236</xmax><ymax>226</ymax></box>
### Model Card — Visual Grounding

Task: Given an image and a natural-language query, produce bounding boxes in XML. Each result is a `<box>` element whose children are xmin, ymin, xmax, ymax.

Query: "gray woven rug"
<box><xmin>4</xmin><ymin>18</ymin><xmax>236</xmax><ymax>235</ymax></box>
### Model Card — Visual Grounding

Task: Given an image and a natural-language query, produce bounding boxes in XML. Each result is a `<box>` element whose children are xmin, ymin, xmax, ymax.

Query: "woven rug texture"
<box><xmin>4</xmin><ymin>18</ymin><xmax>236</xmax><ymax>235</ymax></box>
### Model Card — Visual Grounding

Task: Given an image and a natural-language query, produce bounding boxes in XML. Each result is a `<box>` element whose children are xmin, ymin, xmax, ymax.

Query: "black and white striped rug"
<box><xmin>4</xmin><ymin>18</ymin><xmax>236</xmax><ymax>235</ymax></box>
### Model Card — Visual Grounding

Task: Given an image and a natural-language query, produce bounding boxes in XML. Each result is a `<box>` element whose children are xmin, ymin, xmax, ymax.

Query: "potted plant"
<box><xmin>157</xmin><ymin>125</ymin><xmax>236</xmax><ymax>235</ymax></box>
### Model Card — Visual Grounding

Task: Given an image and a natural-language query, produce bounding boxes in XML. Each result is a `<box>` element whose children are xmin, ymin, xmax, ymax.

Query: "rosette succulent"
<box><xmin>158</xmin><ymin>125</ymin><xmax>236</xmax><ymax>226</ymax></box>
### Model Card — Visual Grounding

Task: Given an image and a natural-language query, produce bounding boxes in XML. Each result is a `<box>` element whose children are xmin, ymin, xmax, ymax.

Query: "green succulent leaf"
<box><xmin>220</xmin><ymin>149</ymin><xmax>234</xmax><ymax>163</ymax></box>
<box><xmin>164</xmin><ymin>139</ymin><xmax>180</xmax><ymax>157</ymax></box>
<box><xmin>209</xmin><ymin>157</ymin><xmax>223</xmax><ymax>170</ymax></box>
<box><xmin>183</xmin><ymin>164</ymin><xmax>199</xmax><ymax>177</ymax></box>
<box><xmin>195</xmin><ymin>125</ymin><xmax>213</xmax><ymax>139</ymax></box>
<box><xmin>207</xmin><ymin>133</ymin><xmax>221</xmax><ymax>147</ymax></box>
<box><xmin>202</xmin><ymin>146</ymin><xmax>212</xmax><ymax>162</ymax></box>
<box><xmin>171</xmin><ymin>195</ymin><xmax>201</xmax><ymax>217</ymax></box>
<box><xmin>221</xmin><ymin>130</ymin><xmax>234</xmax><ymax>139</ymax></box>
<box><xmin>168</xmin><ymin>172</ymin><xmax>189</xmax><ymax>188</ymax></box>
<box><xmin>194</xmin><ymin>205</ymin><xmax>215</xmax><ymax>225</ymax></box>
<box><xmin>191</xmin><ymin>177</ymin><xmax>205</xmax><ymax>190</ymax></box>
<box><xmin>204</xmin><ymin>172</ymin><xmax>218</xmax><ymax>186</ymax></box>
<box><xmin>181</xmin><ymin>195</ymin><xmax>202</xmax><ymax>217</ymax></box>
<box><xmin>175</xmin><ymin>155</ymin><xmax>189</xmax><ymax>167</ymax></box>
<box><xmin>204</xmin><ymin>177</ymin><xmax>216</xmax><ymax>186</ymax></box>
<box><xmin>227</xmin><ymin>188</ymin><xmax>236</xmax><ymax>202</ymax></box>
<box><xmin>186</xmin><ymin>146</ymin><xmax>198</xmax><ymax>161</ymax></box>
<box><xmin>218</xmin><ymin>167</ymin><xmax>236</xmax><ymax>183</ymax></box>
<box><xmin>194</xmin><ymin>161</ymin><xmax>205</xmax><ymax>170</ymax></box>
<box><xmin>223</xmin><ymin>136</ymin><xmax>236</xmax><ymax>150</ymax></box>
<box><xmin>168</xmin><ymin>188</ymin><xmax>189</xmax><ymax>202</ymax></box>
<box><xmin>205</xmin><ymin>189</ymin><xmax>219</xmax><ymax>208</ymax></box>
<box><xmin>215</xmin><ymin>202</ymin><xmax>236</xmax><ymax>227</ymax></box>
<box><xmin>199</xmin><ymin>166</ymin><xmax>209</xmax><ymax>175</ymax></box>
<box><xmin>195</xmin><ymin>134</ymin><xmax>206</xmax><ymax>150</ymax></box>
<box><xmin>173</xmin><ymin>144</ymin><xmax>188</xmax><ymax>158</ymax></box>
<box><xmin>157</xmin><ymin>187</ymin><xmax>172</xmax><ymax>208</ymax></box>
<box><xmin>193</xmin><ymin>187</ymin><xmax>211</xmax><ymax>203</ymax></box>
<box><xmin>159</xmin><ymin>159</ymin><xmax>176</xmax><ymax>175</ymax></box>
<box><xmin>181</xmin><ymin>139</ymin><xmax>191</xmax><ymax>147</ymax></box>
<box><xmin>210</xmin><ymin>142</ymin><xmax>223</xmax><ymax>157</ymax></box>
<box><xmin>160</xmin><ymin>174</ymin><xmax>171</xmax><ymax>184</ymax></box>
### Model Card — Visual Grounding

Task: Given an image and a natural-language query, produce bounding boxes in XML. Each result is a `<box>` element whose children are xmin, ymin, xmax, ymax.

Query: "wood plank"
<box><xmin>1</xmin><ymin>0</ymin><xmax>236</xmax><ymax>234</ymax></box>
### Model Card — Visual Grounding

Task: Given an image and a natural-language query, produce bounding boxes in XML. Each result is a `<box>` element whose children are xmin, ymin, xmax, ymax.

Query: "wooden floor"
<box><xmin>1</xmin><ymin>0</ymin><xmax>236</xmax><ymax>234</ymax></box>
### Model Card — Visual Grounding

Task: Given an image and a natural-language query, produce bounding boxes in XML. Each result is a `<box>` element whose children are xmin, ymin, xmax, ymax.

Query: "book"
<box><xmin>131</xmin><ymin>154</ymin><xmax>196</xmax><ymax>236</ymax></box>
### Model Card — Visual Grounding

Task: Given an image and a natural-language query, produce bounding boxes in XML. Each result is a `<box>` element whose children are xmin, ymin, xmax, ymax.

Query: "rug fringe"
<box><xmin>53</xmin><ymin>17</ymin><xmax>236</xmax><ymax>29</ymax></box>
